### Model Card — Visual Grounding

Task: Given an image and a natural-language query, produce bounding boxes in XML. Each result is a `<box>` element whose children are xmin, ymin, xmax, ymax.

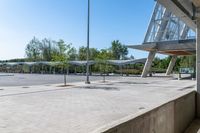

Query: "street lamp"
<box><xmin>85</xmin><ymin>0</ymin><xmax>90</xmax><ymax>84</ymax></box>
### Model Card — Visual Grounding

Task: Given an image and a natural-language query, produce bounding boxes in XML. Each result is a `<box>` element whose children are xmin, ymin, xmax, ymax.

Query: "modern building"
<box><xmin>129</xmin><ymin>0</ymin><xmax>200</xmax><ymax>120</ymax></box>
<box><xmin>127</xmin><ymin>1</ymin><xmax>199</xmax><ymax>78</ymax></box>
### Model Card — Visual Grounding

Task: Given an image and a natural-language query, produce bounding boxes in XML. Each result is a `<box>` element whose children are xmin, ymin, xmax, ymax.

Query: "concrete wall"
<box><xmin>102</xmin><ymin>91</ymin><xmax>196</xmax><ymax>133</ymax></box>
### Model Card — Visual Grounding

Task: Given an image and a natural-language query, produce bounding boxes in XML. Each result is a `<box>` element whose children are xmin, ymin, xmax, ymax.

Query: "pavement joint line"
<box><xmin>0</xmin><ymin>87</ymin><xmax>75</xmax><ymax>97</ymax></box>
<box><xmin>0</xmin><ymin>80</ymin><xmax>118</xmax><ymax>97</ymax></box>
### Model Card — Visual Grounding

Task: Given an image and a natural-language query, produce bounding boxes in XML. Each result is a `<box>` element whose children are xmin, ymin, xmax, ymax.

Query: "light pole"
<box><xmin>85</xmin><ymin>0</ymin><xmax>90</xmax><ymax>84</ymax></box>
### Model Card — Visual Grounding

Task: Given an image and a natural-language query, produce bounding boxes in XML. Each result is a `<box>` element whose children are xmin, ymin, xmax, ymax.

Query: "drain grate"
<box><xmin>139</xmin><ymin>107</ymin><xmax>145</xmax><ymax>110</ymax></box>
<box><xmin>22</xmin><ymin>86</ymin><xmax>30</xmax><ymax>89</ymax></box>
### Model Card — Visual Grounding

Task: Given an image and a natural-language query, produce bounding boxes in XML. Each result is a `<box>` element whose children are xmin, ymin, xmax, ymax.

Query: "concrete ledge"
<box><xmin>94</xmin><ymin>91</ymin><xmax>196</xmax><ymax>133</ymax></box>
<box><xmin>185</xmin><ymin>119</ymin><xmax>200</xmax><ymax>133</ymax></box>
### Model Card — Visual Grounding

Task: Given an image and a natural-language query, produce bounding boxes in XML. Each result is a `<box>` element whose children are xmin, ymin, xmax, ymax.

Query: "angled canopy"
<box><xmin>128</xmin><ymin>39</ymin><xmax>196</xmax><ymax>55</ymax></box>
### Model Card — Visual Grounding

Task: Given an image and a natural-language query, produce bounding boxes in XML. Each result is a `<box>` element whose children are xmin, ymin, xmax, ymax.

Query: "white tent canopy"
<box><xmin>107</xmin><ymin>58</ymin><xmax>146</xmax><ymax>66</ymax></box>
<box><xmin>0</xmin><ymin>58</ymin><xmax>146</xmax><ymax>67</ymax></box>
<box><xmin>69</xmin><ymin>61</ymin><xmax>96</xmax><ymax>66</ymax></box>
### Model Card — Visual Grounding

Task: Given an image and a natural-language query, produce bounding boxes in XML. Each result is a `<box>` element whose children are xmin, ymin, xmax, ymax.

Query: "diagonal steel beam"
<box><xmin>157</xmin><ymin>0</ymin><xmax>196</xmax><ymax>31</ymax></box>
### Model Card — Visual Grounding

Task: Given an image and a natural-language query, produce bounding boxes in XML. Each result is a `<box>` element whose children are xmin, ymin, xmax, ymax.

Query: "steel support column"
<box><xmin>141</xmin><ymin>51</ymin><xmax>156</xmax><ymax>78</ymax></box>
<box><xmin>166</xmin><ymin>56</ymin><xmax>177</xmax><ymax>76</ymax></box>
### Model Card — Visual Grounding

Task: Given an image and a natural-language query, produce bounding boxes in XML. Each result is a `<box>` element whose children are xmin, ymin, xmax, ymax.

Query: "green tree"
<box><xmin>57</xmin><ymin>40</ymin><xmax>67</xmax><ymax>55</ymax></box>
<box><xmin>52</xmin><ymin>40</ymin><xmax>74</xmax><ymax>86</ymax></box>
<box><xmin>78</xmin><ymin>46</ymin><xmax>99</xmax><ymax>60</ymax></box>
<box><xmin>152</xmin><ymin>56</ymin><xmax>171</xmax><ymax>73</ymax></box>
<box><xmin>111</xmin><ymin>40</ymin><xmax>128</xmax><ymax>60</ymax></box>
<box><xmin>78</xmin><ymin>46</ymin><xmax>87</xmax><ymax>60</ymax></box>
<box><xmin>95</xmin><ymin>49</ymin><xmax>114</xmax><ymax>81</ymax></box>
<box><xmin>68</xmin><ymin>47</ymin><xmax>78</xmax><ymax>60</ymax></box>
<box><xmin>179</xmin><ymin>56</ymin><xmax>196</xmax><ymax>68</ymax></box>
<box><xmin>25</xmin><ymin>37</ymin><xmax>41</xmax><ymax>61</ymax></box>
<box><xmin>40</xmin><ymin>38</ymin><xmax>57</xmax><ymax>61</ymax></box>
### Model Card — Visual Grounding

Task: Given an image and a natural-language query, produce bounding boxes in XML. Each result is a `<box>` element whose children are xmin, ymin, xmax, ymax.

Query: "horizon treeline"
<box><xmin>0</xmin><ymin>37</ymin><xmax>196</xmax><ymax>73</ymax></box>
<box><xmin>7</xmin><ymin>37</ymin><xmax>131</xmax><ymax>62</ymax></box>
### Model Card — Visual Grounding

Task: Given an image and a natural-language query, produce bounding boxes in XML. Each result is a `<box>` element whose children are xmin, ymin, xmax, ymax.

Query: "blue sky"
<box><xmin>0</xmin><ymin>0</ymin><xmax>158</xmax><ymax>60</ymax></box>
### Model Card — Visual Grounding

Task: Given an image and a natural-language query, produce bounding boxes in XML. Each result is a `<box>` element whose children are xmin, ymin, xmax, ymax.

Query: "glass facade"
<box><xmin>144</xmin><ymin>3</ymin><xmax>195</xmax><ymax>43</ymax></box>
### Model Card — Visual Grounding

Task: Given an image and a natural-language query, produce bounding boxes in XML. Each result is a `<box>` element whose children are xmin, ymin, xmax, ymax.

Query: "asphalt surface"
<box><xmin>0</xmin><ymin>73</ymin><xmax>122</xmax><ymax>86</ymax></box>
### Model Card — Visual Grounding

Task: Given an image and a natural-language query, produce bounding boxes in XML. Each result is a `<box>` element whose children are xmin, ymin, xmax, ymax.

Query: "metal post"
<box><xmin>120</xmin><ymin>65</ymin><xmax>123</xmax><ymax>76</ymax></box>
<box><xmin>126</xmin><ymin>65</ymin><xmax>128</xmax><ymax>76</ymax></box>
<box><xmin>41</xmin><ymin>65</ymin><xmax>44</xmax><ymax>74</ymax></box>
<box><xmin>197</xmin><ymin>18</ymin><xmax>200</xmax><ymax>93</ymax></box>
<box><xmin>30</xmin><ymin>66</ymin><xmax>32</xmax><ymax>74</ymax></box>
<box><xmin>75</xmin><ymin>66</ymin><xmax>77</xmax><ymax>75</ymax></box>
<box><xmin>196</xmin><ymin>18</ymin><xmax>200</xmax><ymax>117</ymax></box>
<box><xmin>86</xmin><ymin>0</ymin><xmax>90</xmax><ymax>84</ymax></box>
<box><xmin>49</xmin><ymin>66</ymin><xmax>52</xmax><ymax>74</ymax></box>
<box><xmin>64</xmin><ymin>67</ymin><xmax>67</xmax><ymax>86</ymax></box>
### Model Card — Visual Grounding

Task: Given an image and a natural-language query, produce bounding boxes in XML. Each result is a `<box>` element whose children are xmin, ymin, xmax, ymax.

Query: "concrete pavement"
<box><xmin>0</xmin><ymin>73</ymin><xmax>122</xmax><ymax>87</ymax></box>
<box><xmin>0</xmin><ymin>76</ymin><xmax>196</xmax><ymax>133</ymax></box>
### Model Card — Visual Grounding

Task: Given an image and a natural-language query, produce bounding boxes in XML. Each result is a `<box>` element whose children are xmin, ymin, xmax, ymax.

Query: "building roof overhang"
<box><xmin>157</xmin><ymin>0</ymin><xmax>200</xmax><ymax>31</ymax></box>
<box><xmin>127</xmin><ymin>39</ymin><xmax>196</xmax><ymax>56</ymax></box>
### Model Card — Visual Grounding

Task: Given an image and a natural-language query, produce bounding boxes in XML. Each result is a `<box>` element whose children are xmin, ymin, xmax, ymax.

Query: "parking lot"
<box><xmin>0</xmin><ymin>73</ymin><xmax>123</xmax><ymax>87</ymax></box>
